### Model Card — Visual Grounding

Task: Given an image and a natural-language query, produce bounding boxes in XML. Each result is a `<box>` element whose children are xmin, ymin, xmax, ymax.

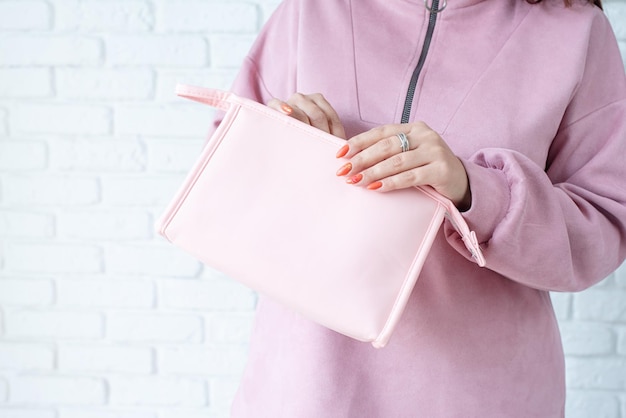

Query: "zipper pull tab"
<box><xmin>424</xmin><ymin>0</ymin><xmax>447</xmax><ymax>13</ymax></box>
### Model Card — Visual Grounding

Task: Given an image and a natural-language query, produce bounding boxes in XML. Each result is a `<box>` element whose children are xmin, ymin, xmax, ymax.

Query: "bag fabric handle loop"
<box><xmin>175</xmin><ymin>84</ymin><xmax>232</xmax><ymax>111</ymax></box>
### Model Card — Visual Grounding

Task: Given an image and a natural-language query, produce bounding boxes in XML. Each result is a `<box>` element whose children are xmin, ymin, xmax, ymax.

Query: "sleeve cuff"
<box><xmin>455</xmin><ymin>157</ymin><xmax>511</xmax><ymax>245</ymax></box>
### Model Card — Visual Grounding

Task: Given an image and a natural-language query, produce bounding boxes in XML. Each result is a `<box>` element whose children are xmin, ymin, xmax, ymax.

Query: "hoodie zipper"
<box><xmin>400</xmin><ymin>0</ymin><xmax>441</xmax><ymax>123</ymax></box>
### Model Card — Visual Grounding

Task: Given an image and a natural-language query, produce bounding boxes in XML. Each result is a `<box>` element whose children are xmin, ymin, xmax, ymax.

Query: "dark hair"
<box><xmin>526</xmin><ymin>0</ymin><xmax>603</xmax><ymax>9</ymax></box>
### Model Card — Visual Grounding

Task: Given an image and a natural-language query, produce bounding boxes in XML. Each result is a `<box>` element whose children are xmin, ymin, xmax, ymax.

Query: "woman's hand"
<box><xmin>335</xmin><ymin>122</ymin><xmax>472</xmax><ymax>211</ymax></box>
<box><xmin>267</xmin><ymin>93</ymin><xmax>347</xmax><ymax>139</ymax></box>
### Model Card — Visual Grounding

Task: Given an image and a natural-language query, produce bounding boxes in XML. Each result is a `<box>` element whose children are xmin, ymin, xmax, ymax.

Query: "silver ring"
<box><xmin>396</xmin><ymin>132</ymin><xmax>410</xmax><ymax>153</ymax></box>
<box><xmin>424</xmin><ymin>0</ymin><xmax>447</xmax><ymax>13</ymax></box>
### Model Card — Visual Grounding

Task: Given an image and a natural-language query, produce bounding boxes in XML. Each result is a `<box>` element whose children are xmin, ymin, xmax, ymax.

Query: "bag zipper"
<box><xmin>400</xmin><ymin>0</ymin><xmax>442</xmax><ymax>124</ymax></box>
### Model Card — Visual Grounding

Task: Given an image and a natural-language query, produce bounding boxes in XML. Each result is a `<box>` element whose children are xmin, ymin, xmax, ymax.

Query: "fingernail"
<box><xmin>367</xmin><ymin>181</ymin><xmax>383</xmax><ymax>190</ymax></box>
<box><xmin>336</xmin><ymin>162</ymin><xmax>352</xmax><ymax>176</ymax></box>
<box><xmin>280</xmin><ymin>103</ymin><xmax>293</xmax><ymax>115</ymax></box>
<box><xmin>336</xmin><ymin>144</ymin><xmax>349</xmax><ymax>158</ymax></box>
<box><xmin>346</xmin><ymin>173</ymin><xmax>363</xmax><ymax>185</ymax></box>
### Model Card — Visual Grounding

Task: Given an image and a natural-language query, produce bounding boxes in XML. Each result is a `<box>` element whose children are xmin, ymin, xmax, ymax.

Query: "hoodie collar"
<box><xmin>419</xmin><ymin>0</ymin><xmax>489</xmax><ymax>9</ymax></box>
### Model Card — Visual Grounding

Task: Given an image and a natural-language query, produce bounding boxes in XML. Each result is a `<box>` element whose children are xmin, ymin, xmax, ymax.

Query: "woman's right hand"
<box><xmin>267</xmin><ymin>93</ymin><xmax>347</xmax><ymax>139</ymax></box>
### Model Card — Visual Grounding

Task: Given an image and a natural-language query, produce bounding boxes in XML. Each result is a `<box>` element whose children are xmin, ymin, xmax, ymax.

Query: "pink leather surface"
<box><xmin>156</xmin><ymin>85</ymin><xmax>483</xmax><ymax>347</ymax></box>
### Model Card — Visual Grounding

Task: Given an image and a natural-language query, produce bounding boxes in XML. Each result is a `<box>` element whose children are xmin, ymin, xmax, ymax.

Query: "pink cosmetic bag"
<box><xmin>156</xmin><ymin>84</ymin><xmax>485</xmax><ymax>348</ymax></box>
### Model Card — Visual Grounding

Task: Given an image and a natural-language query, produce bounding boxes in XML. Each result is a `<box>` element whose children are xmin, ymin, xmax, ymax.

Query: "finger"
<box><xmin>347</xmin><ymin>133</ymin><xmax>413</xmax><ymax>175</ymax></box>
<box><xmin>336</xmin><ymin>134</ymin><xmax>402</xmax><ymax>179</ymax></box>
<box><xmin>364</xmin><ymin>166</ymin><xmax>432</xmax><ymax>192</ymax></box>
<box><xmin>267</xmin><ymin>98</ymin><xmax>293</xmax><ymax>115</ymax></box>
<box><xmin>343</xmin><ymin>124</ymin><xmax>407</xmax><ymax>158</ymax></box>
<box><xmin>342</xmin><ymin>146</ymin><xmax>430</xmax><ymax>188</ymax></box>
<box><xmin>342</xmin><ymin>133</ymin><xmax>448</xmax><ymax>187</ymax></box>
<box><xmin>357</xmin><ymin>148</ymin><xmax>430</xmax><ymax>186</ymax></box>
<box><xmin>287</xmin><ymin>93</ymin><xmax>332</xmax><ymax>134</ymax></box>
<box><xmin>307</xmin><ymin>93</ymin><xmax>346</xmax><ymax>139</ymax></box>
<box><xmin>267</xmin><ymin>98</ymin><xmax>311</xmax><ymax>126</ymax></box>
<box><xmin>365</xmin><ymin>157</ymin><xmax>469</xmax><ymax>206</ymax></box>
<box><xmin>342</xmin><ymin>122</ymin><xmax>434</xmax><ymax>159</ymax></box>
<box><xmin>337</xmin><ymin>130</ymin><xmax>417</xmax><ymax>179</ymax></box>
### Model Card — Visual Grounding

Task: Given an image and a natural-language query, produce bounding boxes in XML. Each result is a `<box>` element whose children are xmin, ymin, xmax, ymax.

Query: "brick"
<box><xmin>155</xmin><ymin>69</ymin><xmax>237</xmax><ymax>102</ymax></box>
<box><xmin>565</xmin><ymin>390</ymin><xmax>620</xmax><ymax>418</ymax></box>
<box><xmin>606</xmin><ymin>2</ymin><xmax>626</xmax><ymax>39</ymax></box>
<box><xmin>0</xmin><ymin>1</ymin><xmax>51</xmax><ymax>30</ymax></box>
<box><xmin>50</xmin><ymin>138</ymin><xmax>145</xmax><ymax>172</ymax></box>
<box><xmin>2</xmin><ymin>175</ymin><xmax>100</xmax><ymax>206</ymax></box>
<box><xmin>618</xmin><ymin>327</ymin><xmax>626</xmax><ymax>355</ymax></box>
<box><xmin>58</xmin><ymin>409</ymin><xmax>156</xmax><ymax>418</ymax></box>
<box><xmin>56</xmin><ymin>69</ymin><xmax>153</xmax><ymax>101</ymax></box>
<box><xmin>550</xmin><ymin>292</ymin><xmax>570</xmax><ymax>320</ymax></box>
<box><xmin>619</xmin><ymin>41</ymin><xmax>626</xmax><ymax>69</ymax></box>
<box><xmin>0</xmin><ymin>409</ymin><xmax>56</xmax><ymax>418</ymax></box>
<box><xmin>159</xmin><ymin>279</ymin><xmax>256</xmax><ymax>311</ymax></box>
<box><xmin>55</xmin><ymin>0</ymin><xmax>154</xmax><ymax>32</ymax></box>
<box><xmin>0</xmin><ymin>342</ymin><xmax>54</xmax><ymax>370</ymax></box>
<box><xmin>159</xmin><ymin>409</ymin><xmax>217</xmax><ymax>418</ymax></box>
<box><xmin>107</xmin><ymin>35</ymin><xmax>207</xmax><ymax>67</ymax></box>
<box><xmin>0</xmin><ymin>108</ymin><xmax>7</xmax><ymax>136</ymax></box>
<box><xmin>58</xmin><ymin>344</ymin><xmax>152</xmax><ymax>373</ymax></box>
<box><xmin>0</xmin><ymin>279</ymin><xmax>54</xmax><ymax>307</ymax></box>
<box><xmin>5</xmin><ymin>310</ymin><xmax>104</xmax><ymax>339</ymax></box>
<box><xmin>158</xmin><ymin>2</ymin><xmax>258</xmax><ymax>32</ymax></box>
<box><xmin>559</xmin><ymin>322</ymin><xmax>614</xmax><ymax>355</ymax></box>
<box><xmin>592</xmin><ymin>272</ymin><xmax>615</xmax><ymax>287</ymax></box>
<box><xmin>58</xmin><ymin>409</ymin><xmax>157</xmax><ymax>418</ymax></box>
<box><xmin>260</xmin><ymin>2</ymin><xmax>282</xmax><ymax>23</ymax></box>
<box><xmin>56</xmin><ymin>279</ymin><xmax>154</xmax><ymax>309</ymax></box>
<box><xmin>116</xmin><ymin>104</ymin><xmax>214</xmax><ymax>137</ymax></box>
<box><xmin>158</xmin><ymin>345</ymin><xmax>248</xmax><ymax>376</ymax></box>
<box><xmin>614</xmin><ymin>260</ymin><xmax>626</xmax><ymax>288</ymax></box>
<box><xmin>209</xmin><ymin>377</ymin><xmax>241</xmax><ymax>410</ymax></box>
<box><xmin>199</xmin><ymin>265</ymin><xmax>232</xmax><ymax>280</ymax></box>
<box><xmin>566</xmin><ymin>357</ymin><xmax>626</xmax><ymax>390</ymax></box>
<box><xmin>0</xmin><ymin>35</ymin><xmax>101</xmax><ymax>66</ymax></box>
<box><xmin>108</xmin><ymin>376</ymin><xmax>206</xmax><ymax>406</ymax></box>
<box><xmin>101</xmin><ymin>175</ymin><xmax>183</xmax><ymax>206</ymax></box>
<box><xmin>0</xmin><ymin>210</ymin><xmax>54</xmax><ymax>238</ymax></box>
<box><xmin>106</xmin><ymin>244</ymin><xmax>200</xmax><ymax>277</ymax></box>
<box><xmin>107</xmin><ymin>313</ymin><xmax>203</xmax><ymax>343</ymax></box>
<box><xmin>0</xmin><ymin>377</ymin><xmax>7</xmax><ymax>401</ymax></box>
<box><xmin>11</xmin><ymin>375</ymin><xmax>105</xmax><ymax>405</ymax></box>
<box><xmin>5</xmin><ymin>243</ymin><xmax>102</xmax><ymax>274</ymax></box>
<box><xmin>57</xmin><ymin>210</ymin><xmax>151</xmax><ymax>241</ymax></box>
<box><xmin>573</xmin><ymin>288</ymin><xmax>626</xmax><ymax>322</ymax></box>
<box><xmin>0</xmin><ymin>68</ymin><xmax>52</xmax><ymax>98</ymax></box>
<box><xmin>146</xmin><ymin>138</ymin><xmax>203</xmax><ymax>173</ymax></box>
<box><xmin>0</xmin><ymin>141</ymin><xmax>47</xmax><ymax>170</ymax></box>
<box><xmin>209</xmin><ymin>35</ymin><xmax>256</xmax><ymax>68</ymax></box>
<box><xmin>209</xmin><ymin>313</ymin><xmax>255</xmax><ymax>343</ymax></box>
<box><xmin>12</xmin><ymin>104</ymin><xmax>111</xmax><ymax>135</ymax></box>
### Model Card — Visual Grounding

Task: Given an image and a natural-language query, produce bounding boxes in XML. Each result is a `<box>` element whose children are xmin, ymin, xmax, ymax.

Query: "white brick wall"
<box><xmin>0</xmin><ymin>1</ymin><xmax>51</xmax><ymax>31</ymax></box>
<box><xmin>0</xmin><ymin>1</ymin><xmax>624</xmax><ymax>417</ymax></box>
<box><xmin>0</xmin><ymin>35</ymin><xmax>103</xmax><ymax>66</ymax></box>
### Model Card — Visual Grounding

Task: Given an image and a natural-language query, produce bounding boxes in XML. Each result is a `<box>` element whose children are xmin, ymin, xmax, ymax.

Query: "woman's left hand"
<box><xmin>335</xmin><ymin>122</ymin><xmax>472</xmax><ymax>211</ymax></box>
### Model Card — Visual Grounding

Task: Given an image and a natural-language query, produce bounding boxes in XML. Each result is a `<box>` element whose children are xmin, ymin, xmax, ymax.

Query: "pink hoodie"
<box><xmin>222</xmin><ymin>0</ymin><xmax>626</xmax><ymax>416</ymax></box>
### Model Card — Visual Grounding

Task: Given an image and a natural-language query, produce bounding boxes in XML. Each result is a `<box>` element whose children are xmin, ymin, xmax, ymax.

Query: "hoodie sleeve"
<box><xmin>445</xmin><ymin>9</ymin><xmax>626</xmax><ymax>292</ymax></box>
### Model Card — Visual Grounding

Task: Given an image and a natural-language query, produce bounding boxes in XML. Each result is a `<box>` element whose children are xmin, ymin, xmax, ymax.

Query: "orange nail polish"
<box><xmin>367</xmin><ymin>181</ymin><xmax>383</xmax><ymax>190</ymax></box>
<box><xmin>280</xmin><ymin>103</ymin><xmax>293</xmax><ymax>115</ymax></box>
<box><xmin>336</xmin><ymin>144</ymin><xmax>349</xmax><ymax>158</ymax></box>
<box><xmin>346</xmin><ymin>173</ymin><xmax>363</xmax><ymax>185</ymax></box>
<box><xmin>336</xmin><ymin>162</ymin><xmax>352</xmax><ymax>176</ymax></box>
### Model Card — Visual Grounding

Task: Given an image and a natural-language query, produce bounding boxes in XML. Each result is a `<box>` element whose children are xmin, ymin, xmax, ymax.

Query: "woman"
<box><xmin>217</xmin><ymin>0</ymin><xmax>626</xmax><ymax>416</ymax></box>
